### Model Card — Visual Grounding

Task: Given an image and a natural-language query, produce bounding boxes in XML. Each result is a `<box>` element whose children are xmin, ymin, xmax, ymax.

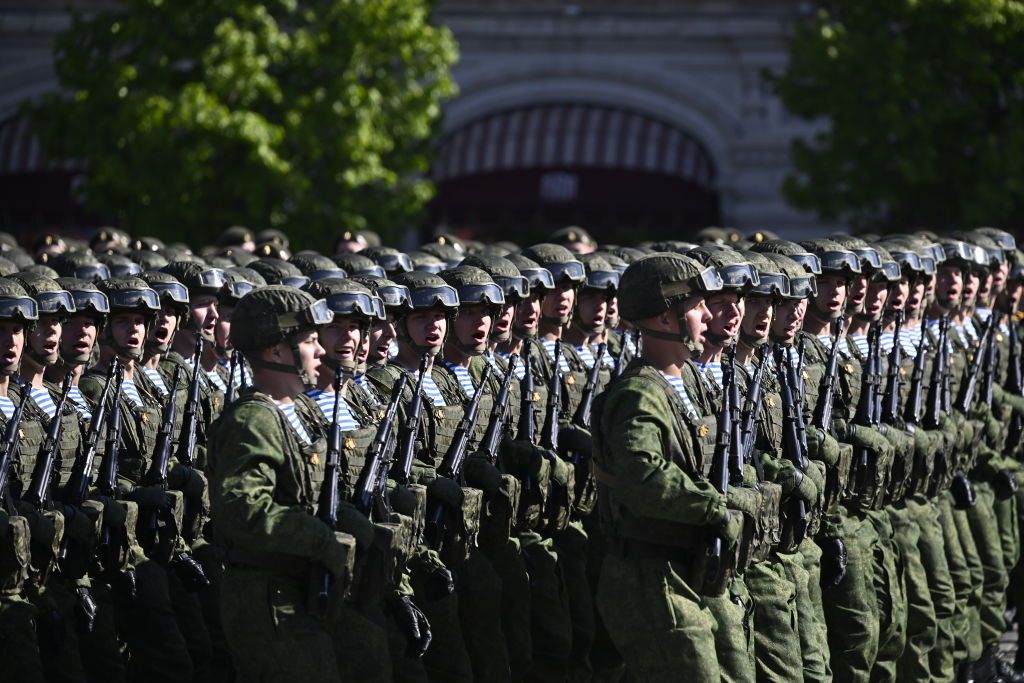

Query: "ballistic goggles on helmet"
<box><xmin>197</xmin><ymin>268</ymin><xmax>227</xmax><ymax>289</ymax></box>
<box><xmin>74</xmin><ymin>264</ymin><xmax>111</xmax><ymax>282</ymax></box>
<box><xmin>377</xmin><ymin>284</ymin><xmax>412</xmax><ymax>311</ymax></box>
<box><xmin>150</xmin><ymin>282</ymin><xmax>190</xmax><ymax>307</ymax></box>
<box><xmin>584</xmin><ymin>270</ymin><xmax>620</xmax><ymax>292</ymax></box>
<box><xmin>456</xmin><ymin>283</ymin><xmax>505</xmax><ymax>307</ymax></box>
<box><xmin>109</xmin><ymin>262</ymin><xmax>143</xmax><ymax>277</ymax></box>
<box><xmin>374</xmin><ymin>252</ymin><xmax>413</xmax><ymax>274</ymax></box>
<box><xmin>413</xmin><ymin>260</ymin><xmax>445</xmax><ymax>274</ymax></box>
<box><xmin>325</xmin><ymin>292</ymin><xmax>381</xmax><ymax>319</ymax></box>
<box><xmin>983</xmin><ymin>231</ymin><xmax>1017</xmax><ymax>252</ymax></box>
<box><xmin>278</xmin><ymin>299</ymin><xmax>334</xmax><ymax>330</ymax></box>
<box><xmin>942</xmin><ymin>241</ymin><xmax>975</xmax><ymax>264</ymax></box>
<box><xmin>36</xmin><ymin>290</ymin><xmax>77</xmax><ymax>315</ymax></box>
<box><xmin>409</xmin><ymin>284</ymin><xmax>459</xmax><ymax>310</ymax></box>
<box><xmin>660</xmin><ymin>267</ymin><xmax>725</xmax><ymax>298</ymax></box>
<box><xmin>68</xmin><ymin>290</ymin><xmax>110</xmax><ymax>315</ymax></box>
<box><xmin>878</xmin><ymin>260</ymin><xmax>902</xmax><ymax>282</ymax></box>
<box><xmin>887</xmin><ymin>249</ymin><xmax>924</xmax><ymax>274</ymax></box>
<box><xmin>851</xmin><ymin>246</ymin><xmax>882</xmax><ymax>271</ymax></box>
<box><xmin>520</xmin><ymin>267</ymin><xmax>556</xmax><ymax>293</ymax></box>
<box><xmin>355</xmin><ymin>265</ymin><xmax>386</xmax><ymax>279</ymax></box>
<box><xmin>280</xmin><ymin>275</ymin><xmax>309</xmax><ymax>288</ymax></box>
<box><xmin>982</xmin><ymin>245</ymin><xmax>1005</xmax><ymax>266</ymax></box>
<box><xmin>109</xmin><ymin>287</ymin><xmax>161</xmax><ymax>312</ymax></box>
<box><xmin>787</xmin><ymin>252</ymin><xmax>822</xmax><ymax>275</ymax></box>
<box><xmin>718</xmin><ymin>263</ymin><xmax>760</xmax><ymax>289</ymax></box>
<box><xmin>545</xmin><ymin>260</ymin><xmax>586</xmax><ymax>285</ymax></box>
<box><xmin>751</xmin><ymin>272</ymin><xmax>790</xmax><ymax>298</ymax></box>
<box><xmin>818</xmin><ymin>249</ymin><xmax>862</xmax><ymax>275</ymax></box>
<box><xmin>787</xmin><ymin>275</ymin><xmax>817</xmax><ymax>299</ymax></box>
<box><xmin>222</xmin><ymin>280</ymin><xmax>255</xmax><ymax>301</ymax></box>
<box><xmin>493</xmin><ymin>275</ymin><xmax>529</xmax><ymax>301</ymax></box>
<box><xmin>0</xmin><ymin>296</ymin><xmax>39</xmax><ymax>322</ymax></box>
<box><xmin>308</xmin><ymin>268</ymin><xmax>348</xmax><ymax>282</ymax></box>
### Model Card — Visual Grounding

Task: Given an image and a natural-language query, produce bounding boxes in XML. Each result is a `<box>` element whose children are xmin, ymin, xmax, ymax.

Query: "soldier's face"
<box><xmin>407</xmin><ymin>308</ymin><xmax>447</xmax><ymax>349</ymax></box>
<box><xmin>678</xmin><ymin>297</ymin><xmax>711</xmax><ymax>346</ymax></box>
<box><xmin>454</xmin><ymin>303</ymin><xmax>491</xmax><ymax>350</ymax></box>
<box><xmin>214</xmin><ymin>304</ymin><xmax>234</xmax><ymax>352</ymax></box>
<box><xmin>887</xmin><ymin>278</ymin><xmax>909</xmax><ymax>313</ymax></box>
<box><xmin>771</xmin><ymin>299</ymin><xmax>806</xmax><ymax>341</ymax></box>
<box><xmin>962</xmin><ymin>271</ymin><xmax>979</xmax><ymax>305</ymax></box>
<box><xmin>862</xmin><ymin>281</ymin><xmax>889</xmax><ymax>320</ymax></box>
<box><xmin>62</xmin><ymin>314</ymin><xmax>97</xmax><ymax>359</ymax></box>
<box><xmin>292</xmin><ymin>329</ymin><xmax>325</xmax><ymax>383</ymax></box>
<box><xmin>191</xmin><ymin>295</ymin><xmax>219</xmax><ymax>342</ymax></box>
<box><xmin>493</xmin><ymin>302</ymin><xmax>515</xmax><ymax>339</ymax></box>
<box><xmin>320</xmin><ymin>315</ymin><xmax>362</xmax><ymax>365</ymax></box>
<box><xmin>110</xmin><ymin>313</ymin><xmax>147</xmax><ymax>356</ymax></box>
<box><xmin>542</xmin><ymin>282</ymin><xmax>576</xmax><ymax>322</ymax></box>
<box><xmin>976</xmin><ymin>272</ymin><xmax>993</xmax><ymax>301</ymax></box>
<box><xmin>29</xmin><ymin>313</ymin><xmax>62</xmax><ymax>365</ymax></box>
<box><xmin>993</xmin><ymin>262</ymin><xmax>1009</xmax><ymax>293</ymax></box>
<box><xmin>906</xmin><ymin>277</ymin><xmax>926</xmax><ymax>313</ymax></box>
<box><xmin>606</xmin><ymin>295</ymin><xmax>620</xmax><ymax>327</ymax></box>
<box><xmin>575</xmin><ymin>290</ymin><xmax>608</xmax><ymax>332</ymax></box>
<box><xmin>514</xmin><ymin>294</ymin><xmax>542</xmax><ymax>335</ymax></box>
<box><xmin>848</xmin><ymin>275</ymin><xmax>868</xmax><ymax>311</ymax></box>
<box><xmin>741</xmin><ymin>295</ymin><xmax>773</xmax><ymax>343</ymax></box>
<box><xmin>935</xmin><ymin>266</ymin><xmax>963</xmax><ymax>307</ymax></box>
<box><xmin>705</xmin><ymin>292</ymin><xmax>744</xmax><ymax>343</ymax></box>
<box><xmin>369</xmin><ymin>316</ymin><xmax>397</xmax><ymax>364</ymax></box>
<box><xmin>813</xmin><ymin>274</ymin><xmax>847</xmax><ymax>317</ymax></box>
<box><xmin>0</xmin><ymin>321</ymin><xmax>24</xmax><ymax>374</ymax></box>
<box><xmin>150</xmin><ymin>305</ymin><xmax>179</xmax><ymax>348</ymax></box>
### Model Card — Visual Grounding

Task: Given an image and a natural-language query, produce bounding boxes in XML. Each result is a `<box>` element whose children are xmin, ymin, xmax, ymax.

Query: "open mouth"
<box><xmin>2</xmin><ymin>351</ymin><xmax>17</xmax><ymax>366</ymax></box>
<box><xmin>42</xmin><ymin>341</ymin><xmax>58</xmax><ymax>355</ymax></box>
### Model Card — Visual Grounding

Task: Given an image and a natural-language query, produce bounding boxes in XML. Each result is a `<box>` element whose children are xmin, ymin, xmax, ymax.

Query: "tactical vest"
<box><xmin>843</xmin><ymin>335</ymin><xmax>891</xmax><ymax>511</ymax></box>
<box><xmin>801</xmin><ymin>335</ymin><xmax>853</xmax><ymax>512</ymax></box>
<box><xmin>16</xmin><ymin>383</ymin><xmax>83</xmax><ymax>498</ymax></box>
<box><xmin>81</xmin><ymin>367</ymin><xmax>162</xmax><ymax>486</ymax></box>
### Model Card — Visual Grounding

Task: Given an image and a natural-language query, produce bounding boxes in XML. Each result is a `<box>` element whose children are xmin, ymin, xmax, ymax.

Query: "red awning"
<box><xmin>0</xmin><ymin>114</ymin><xmax>79</xmax><ymax>175</ymax></box>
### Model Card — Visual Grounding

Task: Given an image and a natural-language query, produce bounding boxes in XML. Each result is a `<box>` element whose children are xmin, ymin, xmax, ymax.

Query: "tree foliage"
<box><xmin>773</xmin><ymin>0</ymin><xmax>1024</xmax><ymax>231</ymax></box>
<box><xmin>29</xmin><ymin>0</ymin><xmax>457</xmax><ymax>247</ymax></box>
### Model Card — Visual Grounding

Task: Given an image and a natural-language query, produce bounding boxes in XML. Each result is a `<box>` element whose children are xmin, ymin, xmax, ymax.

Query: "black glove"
<box><xmin>819</xmin><ymin>537</ymin><xmax>848</xmax><ymax>588</ymax></box>
<box><xmin>75</xmin><ymin>586</ymin><xmax>98</xmax><ymax>633</ymax></box>
<box><xmin>951</xmin><ymin>473</ymin><xmax>977</xmax><ymax>510</ymax></box>
<box><xmin>421</xmin><ymin>563</ymin><xmax>456</xmax><ymax>602</ymax></box>
<box><xmin>392</xmin><ymin>594</ymin><xmax>432</xmax><ymax>658</ymax></box>
<box><xmin>171</xmin><ymin>551</ymin><xmax>210</xmax><ymax>591</ymax></box>
<box><xmin>128</xmin><ymin>484</ymin><xmax>174</xmax><ymax>510</ymax></box>
<box><xmin>994</xmin><ymin>470</ymin><xmax>1019</xmax><ymax>501</ymax></box>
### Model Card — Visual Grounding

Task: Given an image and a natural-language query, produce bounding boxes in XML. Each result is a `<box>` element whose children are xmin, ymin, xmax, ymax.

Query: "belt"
<box><xmin>225</xmin><ymin>547</ymin><xmax>312</xmax><ymax>575</ymax></box>
<box><xmin>609</xmin><ymin>537</ymin><xmax>695</xmax><ymax>565</ymax></box>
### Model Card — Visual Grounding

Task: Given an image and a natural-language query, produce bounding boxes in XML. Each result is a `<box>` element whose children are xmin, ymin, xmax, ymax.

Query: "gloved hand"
<box><xmin>844</xmin><ymin>423</ymin><xmax>893</xmax><ymax>458</ymax></box>
<box><xmin>819</xmin><ymin>536</ymin><xmax>848</xmax><ymax>587</ymax></box>
<box><xmin>994</xmin><ymin>469</ymin><xmax>1019</xmax><ymax>501</ymax></box>
<box><xmin>558</xmin><ymin>424</ymin><xmax>593</xmax><ymax>454</ymax></box>
<box><xmin>807</xmin><ymin>428</ymin><xmax>841</xmax><ymax>467</ymax></box>
<box><xmin>951</xmin><ymin>473</ymin><xmax>977</xmax><ymax>510</ymax></box>
<box><xmin>464</xmin><ymin>457</ymin><xmax>504</xmax><ymax>498</ymax></box>
<box><xmin>717</xmin><ymin>510</ymin><xmax>743</xmax><ymax>548</ymax></box>
<box><xmin>547</xmin><ymin>453</ymin><xmax>571</xmax><ymax>488</ymax></box>
<box><xmin>316</xmin><ymin>531</ymin><xmax>357</xmax><ymax>581</ymax></box>
<box><xmin>127</xmin><ymin>484</ymin><xmax>174</xmax><ymax>510</ymax></box>
<box><xmin>170</xmin><ymin>551</ymin><xmax>210</xmax><ymax>591</ymax></box>
<box><xmin>426</xmin><ymin>477</ymin><xmax>464</xmax><ymax>512</ymax></box>
<box><xmin>726</xmin><ymin>485</ymin><xmax>761</xmax><ymax>518</ymax></box>
<box><xmin>773</xmin><ymin>462</ymin><xmax>819</xmax><ymax>503</ymax></box>
<box><xmin>391</xmin><ymin>594</ymin><xmax>432</xmax><ymax>657</ymax></box>
<box><xmin>335</xmin><ymin>502</ymin><xmax>375</xmax><ymax>551</ymax></box>
<box><xmin>388</xmin><ymin>485</ymin><xmax>419</xmax><ymax>517</ymax></box>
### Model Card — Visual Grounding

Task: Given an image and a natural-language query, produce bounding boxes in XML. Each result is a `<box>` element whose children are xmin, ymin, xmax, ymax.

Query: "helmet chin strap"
<box><xmin>26</xmin><ymin>344</ymin><xmax>57</xmax><ymax>369</ymax></box>
<box><xmin>636</xmin><ymin>312</ymin><xmax>703</xmax><ymax>355</ymax></box>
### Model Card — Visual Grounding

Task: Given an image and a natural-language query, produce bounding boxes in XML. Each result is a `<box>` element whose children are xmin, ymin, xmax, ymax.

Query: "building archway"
<box><xmin>428</xmin><ymin>102</ymin><xmax>721</xmax><ymax>244</ymax></box>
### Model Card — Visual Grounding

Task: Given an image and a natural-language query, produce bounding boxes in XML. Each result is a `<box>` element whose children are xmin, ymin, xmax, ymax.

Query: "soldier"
<box><xmin>210</xmin><ymin>285</ymin><xmax>355</xmax><ymax>683</ymax></box>
<box><xmin>592</xmin><ymin>252</ymin><xmax>750</xmax><ymax>681</ymax></box>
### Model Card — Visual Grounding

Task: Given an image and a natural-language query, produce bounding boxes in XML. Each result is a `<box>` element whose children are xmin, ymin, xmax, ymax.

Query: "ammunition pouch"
<box><xmin>352</xmin><ymin>520</ymin><xmax>405</xmax><ymax>608</ymax></box>
<box><xmin>479</xmin><ymin>473</ymin><xmax>521</xmax><ymax>551</ymax></box>
<box><xmin>744</xmin><ymin>481</ymin><xmax>782</xmax><ymax>566</ymax></box>
<box><xmin>0</xmin><ymin>513</ymin><xmax>31</xmax><ymax>592</ymax></box>
<box><xmin>59</xmin><ymin>499</ymin><xmax>104</xmax><ymax>580</ymax></box>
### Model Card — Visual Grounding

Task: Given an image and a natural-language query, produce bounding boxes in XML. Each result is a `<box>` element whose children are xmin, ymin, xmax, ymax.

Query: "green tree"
<box><xmin>773</xmin><ymin>0</ymin><xmax>1024</xmax><ymax>231</ymax></box>
<box><xmin>29</xmin><ymin>0</ymin><xmax>457</xmax><ymax>248</ymax></box>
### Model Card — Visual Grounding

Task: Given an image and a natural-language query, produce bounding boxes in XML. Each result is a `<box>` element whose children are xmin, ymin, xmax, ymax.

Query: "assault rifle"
<box><xmin>612</xmin><ymin>329</ymin><xmax>636</xmax><ymax>379</ymax></box>
<box><xmin>813</xmin><ymin>319</ymin><xmax>845</xmax><ymax>431</ymax></box>
<box><xmin>903</xmin><ymin>322</ymin><xmax>929</xmax><ymax>427</ymax></box>
<box><xmin>705</xmin><ymin>346</ymin><xmax>735</xmax><ymax>587</ymax></box>
<box><xmin>518</xmin><ymin>343</ymin><xmax>536</xmax><ymax>443</ymax></box>
<box><xmin>225</xmin><ymin>349</ymin><xmax>240</xmax><ymax>404</ymax></box>
<box><xmin>0</xmin><ymin>383</ymin><xmax>32</xmax><ymax>512</ymax></box>
<box><xmin>314</xmin><ymin>367</ymin><xmax>345</xmax><ymax>615</ymax></box>
<box><xmin>22</xmin><ymin>373</ymin><xmax>74</xmax><ymax>508</ymax></box>
<box><xmin>425</xmin><ymin>364</ymin><xmax>493</xmax><ymax>550</ymax></box>
<box><xmin>923</xmin><ymin>318</ymin><xmax>948</xmax><ymax>430</ymax></box>
<box><xmin>852</xmin><ymin>323</ymin><xmax>882</xmax><ymax>491</ymax></box>
<box><xmin>97</xmin><ymin>362</ymin><xmax>126</xmax><ymax>577</ymax></box>
<box><xmin>775</xmin><ymin>344</ymin><xmax>808</xmax><ymax>546</ymax></box>
<box><xmin>482</xmin><ymin>356</ymin><xmax>518</xmax><ymax>460</ymax></box>
<box><xmin>881</xmin><ymin>312</ymin><xmax>905</xmax><ymax>425</ymax></box>
<box><xmin>174</xmin><ymin>338</ymin><xmax>204</xmax><ymax>468</ymax></box>
<box><xmin>979</xmin><ymin>316</ymin><xmax>999</xmax><ymax>410</ymax></box>
<box><xmin>1007</xmin><ymin>324</ymin><xmax>1023</xmax><ymax>447</ymax></box>
<box><xmin>739</xmin><ymin>344</ymin><xmax>768</xmax><ymax>467</ymax></box>
<box><xmin>353</xmin><ymin>375</ymin><xmax>406</xmax><ymax>517</ymax></box>
<box><xmin>540</xmin><ymin>342</ymin><xmax>563</xmax><ymax>452</ymax></box>
<box><xmin>390</xmin><ymin>353</ymin><xmax>430</xmax><ymax>487</ymax></box>
<box><xmin>65</xmin><ymin>358</ymin><xmax>118</xmax><ymax>506</ymax></box>
<box><xmin>143</xmin><ymin>364</ymin><xmax>182</xmax><ymax>491</ymax></box>
<box><xmin>573</xmin><ymin>343</ymin><xmax>606</xmax><ymax>430</ymax></box>
<box><xmin>954</xmin><ymin>316</ymin><xmax>994</xmax><ymax>412</ymax></box>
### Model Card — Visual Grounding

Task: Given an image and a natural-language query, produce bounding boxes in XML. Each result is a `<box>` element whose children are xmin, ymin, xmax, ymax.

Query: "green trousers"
<box><xmin>798</xmin><ymin>537</ymin><xmax>832</xmax><ymax>683</ymax></box>
<box><xmin>596</xmin><ymin>553</ymin><xmax>720</xmax><ymax>683</ymax></box>
<box><xmin>747</xmin><ymin>558</ymin><xmax>802</xmax><ymax>682</ymax></box>
<box><xmin>938</xmin><ymin>493</ymin><xmax>980</xmax><ymax>663</ymax></box>
<box><xmin>705</xmin><ymin>573</ymin><xmax>755</xmax><ymax>683</ymax></box>
<box><xmin>520</xmin><ymin>531</ymin><xmax>572</xmax><ymax>681</ymax></box>
<box><xmin>458</xmin><ymin>547</ymin><xmax>512</xmax><ymax>682</ymax></box>
<box><xmin>889</xmin><ymin>503</ymin><xmax>936</xmax><ymax>683</ymax></box>
<box><xmin>482</xmin><ymin>535</ymin><xmax>534</xmax><ymax>682</ymax></box>
<box><xmin>552</xmin><ymin>520</ymin><xmax>595</xmax><ymax>682</ymax></box>
<box><xmin>821</xmin><ymin>510</ymin><xmax>880</xmax><ymax>683</ymax></box>
<box><xmin>908</xmin><ymin>496</ymin><xmax>957</xmax><ymax>682</ymax></box>
<box><xmin>867</xmin><ymin>510</ymin><xmax>907</xmax><ymax>683</ymax></box>
<box><xmin>965</xmin><ymin>482</ymin><xmax>1009</xmax><ymax>648</ymax></box>
<box><xmin>951</xmin><ymin>501</ymin><xmax>985</xmax><ymax>658</ymax></box>
<box><xmin>408</xmin><ymin>549</ymin><xmax>473</xmax><ymax>683</ymax></box>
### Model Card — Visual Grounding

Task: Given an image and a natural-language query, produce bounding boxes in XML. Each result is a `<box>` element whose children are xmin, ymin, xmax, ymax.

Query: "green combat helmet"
<box><xmin>130</xmin><ymin>249</ymin><xmax>170</xmax><ymax>272</ymax></box>
<box><xmin>0</xmin><ymin>256</ymin><xmax>17</xmax><ymax>278</ymax></box>
<box><xmin>760</xmin><ymin>253</ymin><xmax>817</xmax><ymax>301</ymax></box>
<box><xmin>619</xmin><ymin>253</ymin><xmax>723</xmax><ymax>354</ymax></box>
<box><xmin>289</xmin><ymin>252</ymin><xmax>347</xmax><ymax>282</ymax></box>
<box><xmin>751</xmin><ymin>239</ymin><xmax>822</xmax><ymax>276</ymax></box>
<box><xmin>363</xmin><ymin>247</ymin><xmax>414</xmax><ymax>276</ymax></box>
<box><xmin>99</xmin><ymin>253</ymin><xmax>144</xmax><ymax>278</ymax></box>
<box><xmin>408</xmin><ymin>251</ymin><xmax>446</xmax><ymax>274</ymax></box>
<box><xmin>418</xmin><ymin>242</ymin><xmax>464</xmax><ymax>269</ymax></box>
<box><xmin>574</xmin><ymin>253</ymin><xmax>620</xmax><ymax>335</ymax></box>
<box><xmin>459</xmin><ymin>254</ymin><xmax>529</xmax><ymax>343</ymax></box>
<box><xmin>349</xmin><ymin>275</ymin><xmax>413</xmax><ymax>317</ymax></box>
<box><xmin>229</xmin><ymin>286</ymin><xmax>332</xmax><ymax>388</ymax></box>
<box><xmin>520</xmin><ymin>243</ymin><xmax>586</xmax><ymax>326</ymax></box>
<box><xmin>221</xmin><ymin>268</ymin><xmax>266</xmax><ymax>307</ymax></box>
<box><xmin>140</xmin><ymin>271</ymin><xmax>190</xmax><ymax>354</ymax></box>
<box><xmin>0</xmin><ymin>278</ymin><xmax>38</xmax><ymax>373</ymax></box>
<box><xmin>55</xmin><ymin>277</ymin><xmax>109</xmax><ymax>363</ymax></box>
<box><xmin>440</xmin><ymin>266</ymin><xmax>505</xmax><ymax>354</ymax></box>
<box><xmin>247</xmin><ymin>258</ymin><xmax>307</xmax><ymax>288</ymax></box>
<box><xmin>8</xmin><ymin>273</ymin><xmax>73</xmax><ymax>367</ymax></box>
<box><xmin>304</xmin><ymin>278</ymin><xmax>381</xmax><ymax>373</ymax></box>
<box><xmin>52</xmin><ymin>251</ymin><xmax>111</xmax><ymax>282</ymax></box>
<box><xmin>332</xmin><ymin>252</ymin><xmax>385</xmax><ymax>279</ymax></box>
<box><xmin>390</xmin><ymin>271</ymin><xmax>460</xmax><ymax>355</ymax></box>
<box><xmin>96</xmin><ymin>277</ymin><xmax>162</xmax><ymax>361</ymax></box>
<box><xmin>21</xmin><ymin>264</ymin><xmax>60</xmax><ymax>279</ymax></box>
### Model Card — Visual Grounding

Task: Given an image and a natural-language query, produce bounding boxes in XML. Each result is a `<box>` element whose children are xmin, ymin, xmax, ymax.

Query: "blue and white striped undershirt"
<box><xmin>698</xmin><ymin>361</ymin><xmax>723</xmax><ymax>389</ymax></box>
<box><xmin>540</xmin><ymin>339</ymin><xmax>571</xmax><ymax>373</ymax></box>
<box><xmin>497</xmin><ymin>350</ymin><xmax>526</xmax><ymax>380</ymax></box>
<box><xmin>122</xmin><ymin>379</ymin><xmax>145</xmax><ymax>409</ymax></box>
<box><xmin>141</xmin><ymin>366</ymin><xmax>169</xmax><ymax>397</ymax></box>
<box><xmin>0</xmin><ymin>396</ymin><xmax>14</xmax><ymax>420</ymax></box>
<box><xmin>185</xmin><ymin>358</ymin><xmax>228</xmax><ymax>394</ymax></box>
<box><xmin>962</xmin><ymin>319</ymin><xmax>978</xmax><ymax>341</ymax></box>
<box><xmin>418</xmin><ymin>371</ymin><xmax>446</xmax><ymax>406</ymax></box>
<box><xmin>976</xmin><ymin>308</ymin><xmax>992</xmax><ymax>323</ymax></box>
<box><xmin>219</xmin><ymin>359</ymin><xmax>253</xmax><ymax>389</ymax></box>
<box><xmin>67</xmin><ymin>386</ymin><xmax>92</xmax><ymax>419</ymax></box>
<box><xmin>817</xmin><ymin>334</ymin><xmax>852</xmax><ymax>358</ymax></box>
<box><xmin>275</xmin><ymin>400</ymin><xmax>312</xmax><ymax>445</ymax></box>
<box><xmin>575</xmin><ymin>344</ymin><xmax>614</xmax><ymax>371</ymax></box>
<box><xmin>443</xmin><ymin>362</ymin><xmax>477</xmax><ymax>398</ymax></box>
<box><xmin>30</xmin><ymin>386</ymin><xmax>56</xmax><ymax>419</ymax></box>
<box><xmin>306</xmin><ymin>389</ymin><xmax>360</xmax><ymax>431</ymax></box>
<box><xmin>926</xmin><ymin>319</ymin><xmax>952</xmax><ymax>354</ymax></box>
<box><xmin>659</xmin><ymin>372</ymin><xmax>699</xmax><ymax>420</ymax></box>
<box><xmin>849</xmin><ymin>334</ymin><xmax>870</xmax><ymax>357</ymax></box>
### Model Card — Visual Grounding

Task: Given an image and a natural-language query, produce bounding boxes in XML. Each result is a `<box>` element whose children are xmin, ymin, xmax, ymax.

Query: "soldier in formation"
<box><xmin>1</xmin><ymin>223</ymin><xmax>1024</xmax><ymax>683</ymax></box>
